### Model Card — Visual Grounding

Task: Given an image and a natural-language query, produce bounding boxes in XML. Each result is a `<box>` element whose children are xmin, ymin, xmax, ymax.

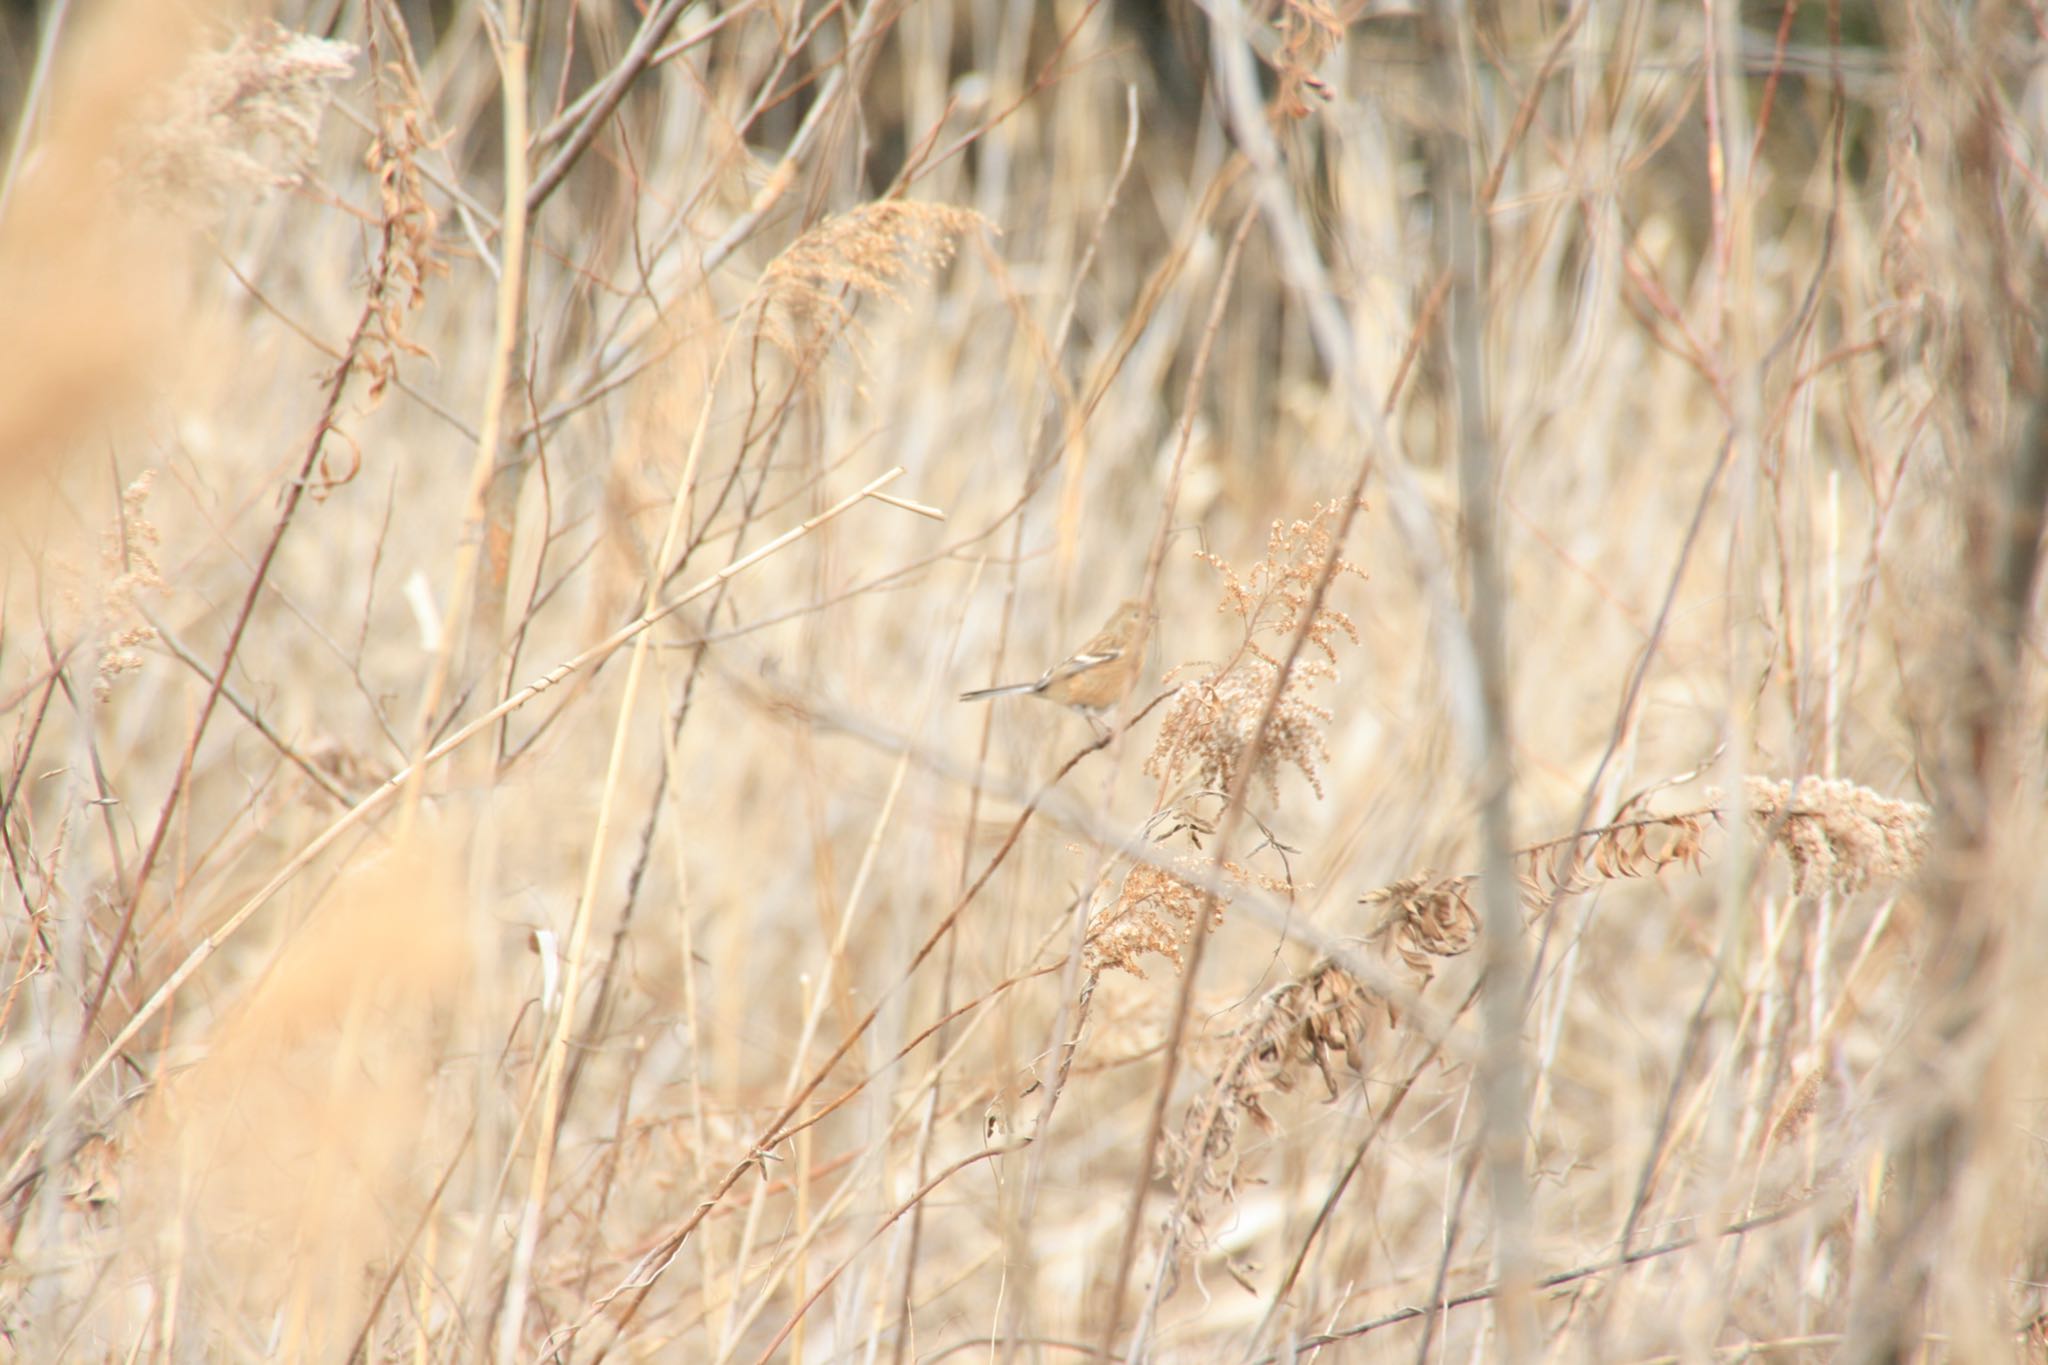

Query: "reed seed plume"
<box><xmin>756</xmin><ymin>200</ymin><xmax>987</xmax><ymax>368</ymax></box>
<box><xmin>126</xmin><ymin>21</ymin><xmax>357</xmax><ymax>214</ymax></box>
<box><xmin>122</xmin><ymin>847</ymin><xmax>463</xmax><ymax>1356</ymax></box>
<box><xmin>0</xmin><ymin>0</ymin><xmax>205</xmax><ymax>479</ymax></box>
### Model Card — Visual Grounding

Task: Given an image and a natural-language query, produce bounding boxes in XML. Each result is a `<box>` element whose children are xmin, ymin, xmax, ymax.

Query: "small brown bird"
<box><xmin>960</xmin><ymin>598</ymin><xmax>1154</xmax><ymax>725</ymax></box>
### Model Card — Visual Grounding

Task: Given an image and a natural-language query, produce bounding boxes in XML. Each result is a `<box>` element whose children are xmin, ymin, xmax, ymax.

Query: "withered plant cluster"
<box><xmin>1</xmin><ymin>3</ymin><xmax>2044</xmax><ymax>1363</ymax></box>
<box><xmin>1150</xmin><ymin>746</ymin><xmax>1933</xmax><ymax>1262</ymax></box>
<box><xmin>1144</xmin><ymin>501</ymin><xmax>1364</xmax><ymax>804</ymax></box>
<box><xmin>361</xmin><ymin>60</ymin><xmax>447</xmax><ymax>407</ymax></box>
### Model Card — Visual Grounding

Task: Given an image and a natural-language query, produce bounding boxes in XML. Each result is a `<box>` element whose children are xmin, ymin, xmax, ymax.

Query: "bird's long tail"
<box><xmin>958</xmin><ymin>681</ymin><xmax>1042</xmax><ymax>703</ymax></box>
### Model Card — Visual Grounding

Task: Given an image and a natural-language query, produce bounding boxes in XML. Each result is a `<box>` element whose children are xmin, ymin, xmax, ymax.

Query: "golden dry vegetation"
<box><xmin>0</xmin><ymin>1</ymin><xmax>2040</xmax><ymax>1360</ymax></box>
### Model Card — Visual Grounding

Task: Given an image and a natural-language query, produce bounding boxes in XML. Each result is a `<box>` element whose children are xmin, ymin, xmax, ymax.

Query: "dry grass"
<box><xmin>1</xmin><ymin>1</ymin><xmax>2044</xmax><ymax>1361</ymax></box>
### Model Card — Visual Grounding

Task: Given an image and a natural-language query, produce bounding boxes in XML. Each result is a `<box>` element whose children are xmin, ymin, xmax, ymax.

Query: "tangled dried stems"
<box><xmin>1060</xmin><ymin>499</ymin><xmax>1379</xmax><ymax>1274</ymax></box>
<box><xmin>1162</xmin><ymin>869</ymin><xmax>1477</xmax><ymax>1258</ymax></box>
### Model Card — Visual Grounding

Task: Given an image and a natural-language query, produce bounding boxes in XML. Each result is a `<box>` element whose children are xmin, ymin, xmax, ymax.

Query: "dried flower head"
<box><xmin>1082</xmin><ymin>812</ymin><xmax>1293</xmax><ymax>979</ymax></box>
<box><xmin>1743</xmin><ymin>775</ymin><xmax>1930</xmax><ymax>895</ymax></box>
<box><xmin>126</xmin><ymin>23</ymin><xmax>356</xmax><ymax>213</ymax></box>
<box><xmin>1149</xmin><ymin>653</ymin><xmax>1336</xmax><ymax>800</ymax></box>
<box><xmin>1147</xmin><ymin>499</ymin><xmax>1363</xmax><ymax>804</ymax></box>
<box><xmin>1207</xmin><ymin>500</ymin><xmax>1366</xmax><ymax>665</ymax></box>
<box><xmin>1082</xmin><ymin>851</ymin><xmax>1225</xmax><ymax>979</ymax></box>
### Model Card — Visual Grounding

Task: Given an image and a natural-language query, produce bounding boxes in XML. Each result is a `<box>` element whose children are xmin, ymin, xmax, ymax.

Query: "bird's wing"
<box><xmin>1053</xmin><ymin>644</ymin><xmax>1123</xmax><ymax>677</ymax></box>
